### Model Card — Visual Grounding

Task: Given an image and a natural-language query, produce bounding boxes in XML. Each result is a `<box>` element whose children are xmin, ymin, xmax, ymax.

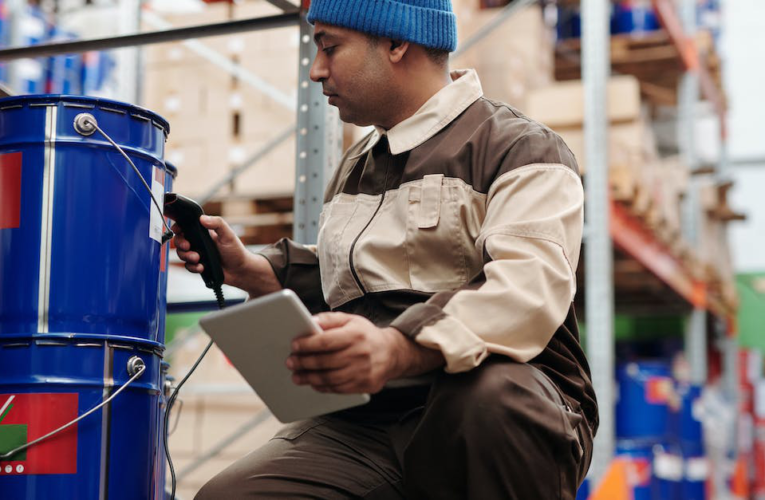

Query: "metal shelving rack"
<box><xmin>581</xmin><ymin>0</ymin><xmax>735</xmax><ymax>486</ymax></box>
<box><xmin>0</xmin><ymin>0</ymin><xmax>738</xmax><ymax>492</ymax></box>
<box><xmin>0</xmin><ymin>0</ymin><xmax>343</xmax><ymax>489</ymax></box>
<box><xmin>581</xmin><ymin>0</ymin><xmax>614</xmax><ymax>482</ymax></box>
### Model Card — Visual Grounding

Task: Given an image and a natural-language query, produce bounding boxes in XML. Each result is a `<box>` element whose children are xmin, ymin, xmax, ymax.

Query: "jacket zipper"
<box><xmin>348</xmin><ymin>153</ymin><xmax>390</xmax><ymax>295</ymax></box>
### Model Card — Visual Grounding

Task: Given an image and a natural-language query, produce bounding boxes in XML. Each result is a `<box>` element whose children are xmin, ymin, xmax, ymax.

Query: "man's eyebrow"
<box><xmin>313</xmin><ymin>30</ymin><xmax>337</xmax><ymax>45</ymax></box>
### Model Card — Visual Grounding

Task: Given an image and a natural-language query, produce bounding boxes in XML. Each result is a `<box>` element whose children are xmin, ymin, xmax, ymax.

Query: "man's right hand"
<box><xmin>172</xmin><ymin>215</ymin><xmax>281</xmax><ymax>298</ymax></box>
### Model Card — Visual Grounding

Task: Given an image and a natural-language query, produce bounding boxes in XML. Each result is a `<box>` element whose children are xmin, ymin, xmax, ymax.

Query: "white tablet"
<box><xmin>198</xmin><ymin>289</ymin><xmax>370</xmax><ymax>422</ymax></box>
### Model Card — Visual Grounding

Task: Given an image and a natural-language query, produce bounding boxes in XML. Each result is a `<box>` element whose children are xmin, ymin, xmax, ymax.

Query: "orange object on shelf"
<box><xmin>731</xmin><ymin>454</ymin><xmax>750</xmax><ymax>498</ymax></box>
<box><xmin>589</xmin><ymin>458</ymin><xmax>632</xmax><ymax>500</ymax></box>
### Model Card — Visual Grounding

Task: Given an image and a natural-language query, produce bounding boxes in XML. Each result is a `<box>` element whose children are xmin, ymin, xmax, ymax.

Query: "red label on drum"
<box><xmin>645</xmin><ymin>376</ymin><xmax>672</xmax><ymax>404</ymax></box>
<box><xmin>0</xmin><ymin>393</ymin><xmax>78</xmax><ymax>475</ymax></box>
<box><xmin>0</xmin><ymin>152</ymin><xmax>22</xmax><ymax>229</ymax></box>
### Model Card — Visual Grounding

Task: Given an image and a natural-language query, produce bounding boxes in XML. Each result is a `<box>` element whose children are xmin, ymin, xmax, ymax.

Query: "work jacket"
<box><xmin>260</xmin><ymin>69</ymin><xmax>598</xmax><ymax>429</ymax></box>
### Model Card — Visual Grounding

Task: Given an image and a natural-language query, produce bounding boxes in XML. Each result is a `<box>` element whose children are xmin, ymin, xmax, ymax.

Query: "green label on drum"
<box><xmin>0</xmin><ymin>393</ymin><xmax>78</xmax><ymax>475</ymax></box>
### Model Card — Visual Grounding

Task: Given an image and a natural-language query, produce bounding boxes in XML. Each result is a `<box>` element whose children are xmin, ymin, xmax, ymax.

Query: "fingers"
<box><xmin>292</xmin><ymin>366</ymin><xmax>357</xmax><ymax>389</ymax></box>
<box><xmin>199</xmin><ymin>215</ymin><xmax>236</xmax><ymax>245</ymax></box>
<box><xmin>313</xmin><ymin>380</ymin><xmax>373</xmax><ymax>394</ymax></box>
<box><xmin>185</xmin><ymin>262</ymin><xmax>204</xmax><ymax>273</ymax></box>
<box><xmin>291</xmin><ymin>326</ymin><xmax>358</xmax><ymax>354</ymax></box>
<box><xmin>286</xmin><ymin>351</ymin><xmax>349</xmax><ymax>371</ymax></box>
<box><xmin>312</xmin><ymin>312</ymin><xmax>354</xmax><ymax>331</ymax></box>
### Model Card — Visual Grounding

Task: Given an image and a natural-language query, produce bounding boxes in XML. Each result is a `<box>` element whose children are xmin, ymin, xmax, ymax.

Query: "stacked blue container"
<box><xmin>82</xmin><ymin>51</ymin><xmax>115</xmax><ymax>95</ymax></box>
<box><xmin>673</xmin><ymin>383</ymin><xmax>708</xmax><ymax>499</ymax></box>
<box><xmin>16</xmin><ymin>5</ymin><xmax>48</xmax><ymax>94</ymax></box>
<box><xmin>615</xmin><ymin>360</ymin><xmax>683</xmax><ymax>499</ymax></box>
<box><xmin>46</xmin><ymin>28</ymin><xmax>83</xmax><ymax>95</ymax></box>
<box><xmin>611</xmin><ymin>0</ymin><xmax>660</xmax><ymax>35</ymax></box>
<box><xmin>557</xmin><ymin>0</ymin><xmax>661</xmax><ymax>41</ymax></box>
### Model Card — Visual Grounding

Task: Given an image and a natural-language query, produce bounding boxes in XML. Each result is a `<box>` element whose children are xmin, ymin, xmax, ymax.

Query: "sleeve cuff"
<box><xmin>391</xmin><ymin>304</ymin><xmax>489</xmax><ymax>373</ymax></box>
<box><xmin>257</xmin><ymin>238</ymin><xmax>329</xmax><ymax>314</ymax></box>
<box><xmin>389</xmin><ymin>302</ymin><xmax>445</xmax><ymax>338</ymax></box>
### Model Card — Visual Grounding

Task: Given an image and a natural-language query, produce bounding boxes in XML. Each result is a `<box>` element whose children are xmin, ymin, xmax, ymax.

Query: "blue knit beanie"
<box><xmin>307</xmin><ymin>0</ymin><xmax>458</xmax><ymax>52</ymax></box>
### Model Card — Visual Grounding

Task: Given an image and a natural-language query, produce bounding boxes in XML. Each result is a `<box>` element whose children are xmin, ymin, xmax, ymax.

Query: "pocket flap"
<box><xmin>418</xmin><ymin>174</ymin><xmax>443</xmax><ymax>229</ymax></box>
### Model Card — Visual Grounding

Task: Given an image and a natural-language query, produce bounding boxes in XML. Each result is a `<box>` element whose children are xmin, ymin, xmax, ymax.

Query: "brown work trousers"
<box><xmin>195</xmin><ymin>357</ymin><xmax>594</xmax><ymax>499</ymax></box>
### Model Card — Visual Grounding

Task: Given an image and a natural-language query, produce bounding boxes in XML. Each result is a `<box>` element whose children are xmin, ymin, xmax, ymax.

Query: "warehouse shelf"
<box><xmin>555</xmin><ymin>29</ymin><xmax>724</xmax><ymax>115</ymax></box>
<box><xmin>651</xmin><ymin>0</ymin><xmax>727</xmax><ymax>134</ymax></box>
<box><xmin>608</xmin><ymin>199</ymin><xmax>736</xmax><ymax>328</ymax></box>
<box><xmin>575</xmin><ymin>198</ymin><xmax>736</xmax><ymax>331</ymax></box>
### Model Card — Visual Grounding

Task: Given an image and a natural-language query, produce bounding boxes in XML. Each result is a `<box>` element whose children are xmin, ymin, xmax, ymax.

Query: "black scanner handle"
<box><xmin>164</xmin><ymin>193</ymin><xmax>225</xmax><ymax>290</ymax></box>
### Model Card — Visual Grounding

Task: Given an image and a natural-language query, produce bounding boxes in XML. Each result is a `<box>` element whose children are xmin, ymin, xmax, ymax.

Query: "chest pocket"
<box><xmin>405</xmin><ymin>175</ymin><xmax>470</xmax><ymax>291</ymax></box>
<box><xmin>317</xmin><ymin>196</ymin><xmax>379</xmax><ymax>307</ymax></box>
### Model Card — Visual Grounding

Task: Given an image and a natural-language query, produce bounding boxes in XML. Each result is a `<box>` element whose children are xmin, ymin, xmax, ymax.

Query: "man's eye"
<box><xmin>323</xmin><ymin>46</ymin><xmax>335</xmax><ymax>55</ymax></box>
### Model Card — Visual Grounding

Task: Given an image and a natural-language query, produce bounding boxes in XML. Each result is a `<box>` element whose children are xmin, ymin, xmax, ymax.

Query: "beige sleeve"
<box><xmin>394</xmin><ymin>163</ymin><xmax>584</xmax><ymax>373</ymax></box>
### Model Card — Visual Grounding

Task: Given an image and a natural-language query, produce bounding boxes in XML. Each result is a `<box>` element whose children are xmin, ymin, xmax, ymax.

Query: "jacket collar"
<box><xmin>351</xmin><ymin>69</ymin><xmax>483</xmax><ymax>158</ymax></box>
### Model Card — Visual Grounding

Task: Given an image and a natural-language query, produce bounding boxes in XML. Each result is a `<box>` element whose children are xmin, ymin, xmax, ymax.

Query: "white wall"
<box><xmin>728</xmin><ymin>168</ymin><xmax>765</xmax><ymax>271</ymax></box>
<box><xmin>722</xmin><ymin>0</ymin><xmax>765</xmax><ymax>272</ymax></box>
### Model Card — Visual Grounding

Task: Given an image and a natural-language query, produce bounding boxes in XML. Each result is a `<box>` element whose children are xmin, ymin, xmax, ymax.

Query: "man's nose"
<box><xmin>309</xmin><ymin>53</ymin><xmax>328</xmax><ymax>83</ymax></box>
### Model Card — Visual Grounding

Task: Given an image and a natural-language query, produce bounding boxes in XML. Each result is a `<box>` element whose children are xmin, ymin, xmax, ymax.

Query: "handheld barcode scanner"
<box><xmin>163</xmin><ymin>193</ymin><xmax>225</xmax><ymax>292</ymax></box>
<box><xmin>162</xmin><ymin>192</ymin><xmax>227</xmax><ymax>499</ymax></box>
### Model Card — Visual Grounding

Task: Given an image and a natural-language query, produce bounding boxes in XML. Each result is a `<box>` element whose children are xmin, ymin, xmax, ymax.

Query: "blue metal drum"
<box><xmin>0</xmin><ymin>95</ymin><xmax>173</xmax><ymax>499</ymax></box>
<box><xmin>0</xmin><ymin>337</ymin><xmax>163</xmax><ymax>499</ymax></box>
<box><xmin>0</xmin><ymin>94</ymin><xmax>170</xmax><ymax>343</ymax></box>
<box><xmin>652</xmin><ymin>441</ymin><xmax>683</xmax><ymax>500</ymax></box>
<box><xmin>616</xmin><ymin>361</ymin><xmax>674</xmax><ymax>441</ymax></box>
<box><xmin>615</xmin><ymin>440</ymin><xmax>655</xmax><ymax>500</ymax></box>
<box><xmin>680</xmin><ymin>440</ymin><xmax>708</xmax><ymax>500</ymax></box>
<box><xmin>673</xmin><ymin>383</ymin><xmax>704</xmax><ymax>445</ymax></box>
<box><xmin>575</xmin><ymin>477</ymin><xmax>589</xmax><ymax>500</ymax></box>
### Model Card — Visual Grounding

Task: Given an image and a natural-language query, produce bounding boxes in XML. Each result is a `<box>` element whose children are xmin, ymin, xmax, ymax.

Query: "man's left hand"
<box><xmin>286</xmin><ymin>312</ymin><xmax>444</xmax><ymax>394</ymax></box>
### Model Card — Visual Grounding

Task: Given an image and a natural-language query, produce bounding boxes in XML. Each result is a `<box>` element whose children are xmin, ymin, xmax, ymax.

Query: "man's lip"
<box><xmin>323</xmin><ymin>92</ymin><xmax>337</xmax><ymax>97</ymax></box>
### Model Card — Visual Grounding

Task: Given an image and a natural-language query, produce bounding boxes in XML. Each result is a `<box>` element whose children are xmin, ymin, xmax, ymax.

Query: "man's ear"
<box><xmin>388</xmin><ymin>39</ymin><xmax>410</xmax><ymax>63</ymax></box>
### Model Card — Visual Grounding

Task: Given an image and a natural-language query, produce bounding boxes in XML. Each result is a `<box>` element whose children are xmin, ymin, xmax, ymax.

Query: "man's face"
<box><xmin>310</xmin><ymin>22</ymin><xmax>393</xmax><ymax>127</ymax></box>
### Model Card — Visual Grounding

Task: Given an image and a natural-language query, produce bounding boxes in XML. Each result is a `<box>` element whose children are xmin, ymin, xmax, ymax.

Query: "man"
<box><xmin>178</xmin><ymin>0</ymin><xmax>597</xmax><ymax>498</ymax></box>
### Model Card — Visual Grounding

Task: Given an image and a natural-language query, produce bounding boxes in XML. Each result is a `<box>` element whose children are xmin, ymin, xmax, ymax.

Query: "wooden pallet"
<box><xmin>204</xmin><ymin>195</ymin><xmax>294</xmax><ymax>246</ymax></box>
<box><xmin>555</xmin><ymin>32</ymin><xmax>725</xmax><ymax>109</ymax></box>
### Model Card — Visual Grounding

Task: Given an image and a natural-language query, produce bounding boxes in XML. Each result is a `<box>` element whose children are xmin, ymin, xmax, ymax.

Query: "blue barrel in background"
<box><xmin>612</xmin><ymin>0</ymin><xmax>660</xmax><ymax>35</ymax></box>
<box><xmin>616</xmin><ymin>440</ymin><xmax>655</xmax><ymax>500</ymax></box>
<box><xmin>0</xmin><ymin>95</ymin><xmax>173</xmax><ymax>499</ymax></box>
<box><xmin>668</xmin><ymin>383</ymin><xmax>707</xmax><ymax>499</ymax></box>
<box><xmin>672</xmin><ymin>383</ymin><xmax>704</xmax><ymax>445</ymax></box>
<box><xmin>616</xmin><ymin>361</ymin><xmax>674</xmax><ymax>441</ymax></box>
<box><xmin>652</xmin><ymin>441</ymin><xmax>683</xmax><ymax>500</ymax></box>
<box><xmin>575</xmin><ymin>477</ymin><xmax>589</xmax><ymax>500</ymax></box>
<box><xmin>680</xmin><ymin>440</ymin><xmax>708</xmax><ymax>500</ymax></box>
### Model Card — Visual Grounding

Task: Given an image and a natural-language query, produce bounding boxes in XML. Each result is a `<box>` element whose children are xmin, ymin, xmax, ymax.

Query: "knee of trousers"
<box><xmin>425</xmin><ymin>357</ymin><xmax>565</xmax><ymax>438</ymax></box>
<box><xmin>194</xmin><ymin>474</ymin><xmax>230</xmax><ymax>500</ymax></box>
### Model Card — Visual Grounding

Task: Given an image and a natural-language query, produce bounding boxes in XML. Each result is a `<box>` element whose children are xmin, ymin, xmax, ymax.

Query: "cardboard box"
<box><xmin>526</xmin><ymin>76</ymin><xmax>642</xmax><ymax>128</ymax></box>
<box><xmin>452</xmin><ymin>3</ymin><xmax>553</xmax><ymax>108</ymax></box>
<box><xmin>232</xmin><ymin>134</ymin><xmax>297</xmax><ymax>198</ymax></box>
<box><xmin>555</xmin><ymin>120</ymin><xmax>651</xmax><ymax>174</ymax></box>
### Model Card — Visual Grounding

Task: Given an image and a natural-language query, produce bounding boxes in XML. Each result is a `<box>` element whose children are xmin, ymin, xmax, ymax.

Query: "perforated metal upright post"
<box><xmin>293</xmin><ymin>12</ymin><xmax>342</xmax><ymax>245</ymax></box>
<box><xmin>678</xmin><ymin>0</ymin><xmax>708</xmax><ymax>385</ymax></box>
<box><xmin>582</xmin><ymin>0</ymin><xmax>614</xmax><ymax>484</ymax></box>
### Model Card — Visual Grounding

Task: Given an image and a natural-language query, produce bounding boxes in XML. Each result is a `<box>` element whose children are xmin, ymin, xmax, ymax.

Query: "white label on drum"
<box><xmin>149</xmin><ymin>166</ymin><xmax>165</xmax><ymax>243</ymax></box>
<box><xmin>685</xmin><ymin>457</ymin><xmax>709</xmax><ymax>481</ymax></box>
<box><xmin>653</xmin><ymin>451</ymin><xmax>683</xmax><ymax>481</ymax></box>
